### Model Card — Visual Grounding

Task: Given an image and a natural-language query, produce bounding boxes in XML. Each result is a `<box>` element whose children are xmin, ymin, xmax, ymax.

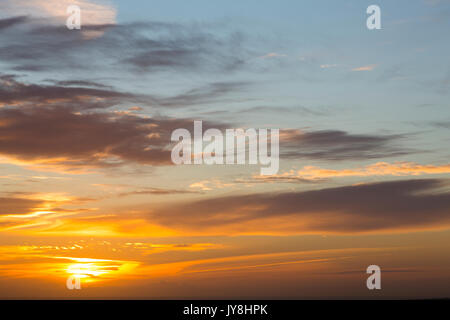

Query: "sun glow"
<box><xmin>62</xmin><ymin>257</ymin><xmax>139</xmax><ymax>283</ymax></box>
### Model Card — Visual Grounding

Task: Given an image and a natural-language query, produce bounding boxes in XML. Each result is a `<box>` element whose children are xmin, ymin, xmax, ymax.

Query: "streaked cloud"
<box><xmin>259</xmin><ymin>52</ymin><xmax>287</xmax><ymax>59</ymax></box>
<box><xmin>0</xmin><ymin>15</ymin><xmax>29</xmax><ymax>30</ymax></box>
<box><xmin>251</xmin><ymin>162</ymin><xmax>450</xmax><ymax>182</ymax></box>
<box><xmin>320</xmin><ymin>64</ymin><xmax>339</xmax><ymax>69</ymax></box>
<box><xmin>351</xmin><ymin>64</ymin><xmax>377</xmax><ymax>72</ymax></box>
<box><xmin>189</xmin><ymin>180</ymin><xmax>235</xmax><ymax>191</ymax></box>
<box><xmin>1</xmin><ymin>0</ymin><xmax>117</xmax><ymax>25</ymax></box>
<box><xmin>0</xmin><ymin>16</ymin><xmax>248</xmax><ymax>74</ymax></box>
<box><xmin>0</xmin><ymin>98</ymin><xmax>226</xmax><ymax>172</ymax></box>
<box><xmin>0</xmin><ymin>74</ymin><xmax>132</xmax><ymax>108</ymax></box>
<box><xmin>148</xmin><ymin>179</ymin><xmax>450</xmax><ymax>235</ymax></box>
<box><xmin>280</xmin><ymin>129</ymin><xmax>414</xmax><ymax>161</ymax></box>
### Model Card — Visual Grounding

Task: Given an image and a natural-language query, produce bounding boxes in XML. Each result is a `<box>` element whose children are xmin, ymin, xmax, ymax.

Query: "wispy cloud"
<box><xmin>351</xmin><ymin>64</ymin><xmax>377</xmax><ymax>72</ymax></box>
<box><xmin>1</xmin><ymin>0</ymin><xmax>117</xmax><ymax>25</ymax></box>
<box><xmin>320</xmin><ymin>64</ymin><xmax>339</xmax><ymax>69</ymax></box>
<box><xmin>0</xmin><ymin>77</ymin><xmax>231</xmax><ymax>172</ymax></box>
<box><xmin>259</xmin><ymin>52</ymin><xmax>287</xmax><ymax>59</ymax></box>
<box><xmin>250</xmin><ymin>162</ymin><xmax>450</xmax><ymax>183</ymax></box>
<box><xmin>280</xmin><ymin>129</ymin><xmax>415</xmax><ymax>161</ymax></box>
<box><xmin>0</xmin><ymin>16</ymin><xmax>249</xmax><ymax>74</ymax></box>
<box><xmin>147</xmin><ymin>179</ymin><xmax>450</xmax><ymax>235</ymax></box>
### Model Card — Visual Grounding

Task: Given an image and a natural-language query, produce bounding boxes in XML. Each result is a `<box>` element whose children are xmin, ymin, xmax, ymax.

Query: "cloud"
<box><xmin>0</xmin><ymin>76</ymin><xmax>417</xmax><ymax>172</ymax></box>
<box><xmin>351</xmin><ymin>64</ymin><xmax>376</xmax><ymax>72</ymax></box>
<box><xmin>437</xmin><ymin>69</ymin><xmax>450</xmax><ymax>94</ymax></box>
<box><xmin>0</xmin><ymin>197</ymin><xmax>44</xmax><ymax>216</ymax></box>
<box><xmin>0</xmin><ymin>74</ymin><xmax>132</xmax><ymax>108</ymax></box>
<box><xmin>91</xmin><ymin>183</ymin><xmax>201</xmax><ymax>197</ymax></box>
<box><xmin>1</xmin><ymin>0</ymin><xmax>117</xmax><ymax>25</ymax></box>
<box><xmin>0</xmin><ymin>106</ymin><xmax>168</xmax><ymax>171</ymax></box>
<box><xmin>280</xmin><ymin>129</ymin><xmax>414</xmax><ymax>161</ymax></box>
<box><xmin>236</xmin><ymin>175</ymin><xmax>321</xmax><ymax>184</ymax></box>
<box><xmin>433</xmin><ymin>121</ymin><xmax>450</xmax><ymax>129</ymax></box>
<box><xmin>0</xmin><ymin>98</ymin><xmax>228</xmax><ymax>172</ymax></box>
<box><xmin>250</xmin><ymin>162</ymin><xmax>450</xmax><ymax>183</ymax></box>
<box><xmin>117</xmin><ymin>188</ymin><xmax>200</xmax><ymax>197</ymax></box>
<box><xmin>0</xmin><ymin>75</ymin><xmax>244</xmax><ymax>172</ymax></box>
<box><xmin>242</xmin><ymin>105</ymin><xmax>326</xmax><ymax>116</ymax></box>
<box><xmin>189</xmin><ymin>180</ymin><xmax>235</xmax><ymax>191</ymax></box>
<box><xmin>148</xmin><ymin>179</ymin><xmax>450</xmax><ymax>234</ymax></box>
<box><xmin>121</xmin><ymin>26</ymin><xmax>246</xmax><ymax>73</ymax></box>
<box><xmin>0</xmin><ymin>75</ymin><xmax>246</xmax><ymax>111</ymax></box>
<box><xmin>320</xmin><ymin>64</ymin><xmax>339</xmax><ymax>69</ymax></box>
<box><xmin>259</xmin><ymin>53</ymin><xmax>287</xmax><ymax>59</ymax></box>
<box><xmin>150</xmin><ymin>82</ymin><xmax>248</xmax><ymax>108</ymax></box>
<box><xmin>0</xmin><ymin>15</ymin><xmax>248</xmax><ymax>74</ymax></box>
<box><xmin>0</xmin><ymin>193</ymin><xmax>101</xmax><ymax>234</ymax></box>
<box><xmin>0</xmin><ymin>192</ymin><xmax>92</xmax><ymax>234</ymax></box>
<box><xmin>0</xmin><ymin>16</ymin><xmax>29</xmax><ymax>30</ymax></box>
<box><xmin>51</xmin><ymin>80</ymin><xmax>113</xmax><ymax>89</ymax></box>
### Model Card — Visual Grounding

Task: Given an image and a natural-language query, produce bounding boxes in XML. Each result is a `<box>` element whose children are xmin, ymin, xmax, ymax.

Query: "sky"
<box><xmin>0</xmin><ymin>0</ymin><xmax>450</xmax><ymax>299</ymax></box>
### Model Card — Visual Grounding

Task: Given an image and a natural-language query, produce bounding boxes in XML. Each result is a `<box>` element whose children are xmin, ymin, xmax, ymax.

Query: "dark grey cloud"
<box><xmin>433</xmin><ymin>121</ymin><xmax>450</xmax><ymax>129</ymax></box>
<box><xmin>0</xmin><ymin>15</ymin><xmax>28</xmax><ymax>30</ymax></box>
<box><xmin>280</xmin><ymin>129</ymin><xmax>415</xmax><ymax>161</ymax></box>
<box><xmin>0</xmin><ymin>17</ymin><xmax>249</xmax><ymax>74</ymax></box>
<box><xmin>0</xmin><ymin>74</ymin><xmax>241</xmax><ymax>172</ymax></box>
<box><xmin>0</xmin><ymin>76</ymin><xmax>417</xmax><ymax>169</ymax></box>
<box><xmin>149</xmin><ymin>179</ymin><xmax>450</xmax><ymax>233</ymax></box>
<box><xmin>0</xmin><ymin>101</ymin><xmax>227</xmax><ymax>170</ymax></box>
<box><xmin>438</xmin><ymin>68</ymin><xmax>450</xmax><ymax>94</ymax></box>
<box><xmin>243</xmin><ymin>105</ymin><xmax>326</xmax><ymax>116</ymax></box>
<box><xmin>50</xmin><ymin>80</ymin><xmax>113</xmax><ymax>89</ymax></box>
<box><xmin>152</xmin><ymin>82</ymin><xmax>248</xmax><ymax>108</ymax></box>
<box><xmin>123</xmin><ymin>29</ymin><xmax>246</xmax><ymax>73</ymax></box>
<box><xmin>0</xmin><ymin>74</ymin><xmax>133</xmax><ymax>109</ymax></box>
<box><xmin>0</xmin><ymin>74</ymin><xmax>246</xmax><ymax>110</ymax></box>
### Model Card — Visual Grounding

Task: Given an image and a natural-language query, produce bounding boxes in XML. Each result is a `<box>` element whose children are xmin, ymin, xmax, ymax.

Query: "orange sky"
<box><xmin>1</xmin><ymin>0</ymin><xmax>450</xmax><ymax>299</ymax></box>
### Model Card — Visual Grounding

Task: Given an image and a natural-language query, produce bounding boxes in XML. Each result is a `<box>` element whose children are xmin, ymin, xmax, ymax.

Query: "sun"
<box><xmin>63</xmin><ymin>257</ymin><xmax>139</xmax><ymax>283</ymax></box>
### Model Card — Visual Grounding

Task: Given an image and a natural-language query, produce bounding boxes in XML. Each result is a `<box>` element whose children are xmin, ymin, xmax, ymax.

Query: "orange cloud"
<box><xmin>352</xmin><ymin>64</ymin><xmax>376</xmax><ymax>71</ymax></box>
<box><xmin>260</xmin><ymin>52</ymin><xmax>287</xmax><ymax>59</ymax></box>
<box><xmin>4</xmin><ymin>0</ymin><xmax>116</xmax><ymax>25</ymax></box>
<box><xmin>0</xmin><ymin>246</ymin><xmax>138</xmax><ymax>284</ymax></box>
<box><xmin>253</xmin><ymin>162</ymin><xmax>450</xmax><ymax>182</ymax></box>
<box><xmin>3</xmin><ymin>0</ymin><xmax>117</xmax><ymax>39</ymax></box>
<box><xmin>16</xmin><ymin>216</ymin><xmax>177</xmax><ymax>238</ymax></box>
<box><xmin>146</xmin><ymin>179</ymin><xmax>450</xmax><ymax>235</ymax></box>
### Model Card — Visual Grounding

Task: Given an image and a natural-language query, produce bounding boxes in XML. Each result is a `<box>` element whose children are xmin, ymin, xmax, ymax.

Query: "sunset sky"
<box><xmin>1</xmin><ymin>0</ymin><xmax>450</xmax><ymax>298</ymax></box>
